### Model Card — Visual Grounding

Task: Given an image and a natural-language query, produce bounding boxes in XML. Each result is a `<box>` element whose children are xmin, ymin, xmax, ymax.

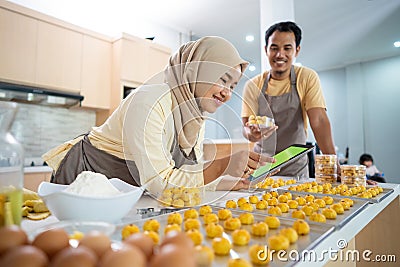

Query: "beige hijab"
<box><xmin>165</xmin><ymin>36</ymin><xmax>248</xmax><ymax>155</ymax></box>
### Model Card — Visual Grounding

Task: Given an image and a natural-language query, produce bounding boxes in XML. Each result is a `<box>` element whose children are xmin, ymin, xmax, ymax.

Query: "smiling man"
<box><xmin>241</xmin><ymin>21</ymin><xmax>337</xmax><ymax>178</ymax></box>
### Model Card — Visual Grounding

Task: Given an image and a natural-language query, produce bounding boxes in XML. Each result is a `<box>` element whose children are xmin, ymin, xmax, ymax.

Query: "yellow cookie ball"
<box><xmin>280</xmin><ymin>227</ymin><xmax>299</xmax><ymax>244</ymax></box>
<box><xmin>249</xmin><ymin>195</ymin><xmax>259</xmax><ymax>204</ymax></box>
<box><xmin>251</xmin><ymin>222</ymin><xmax>269</xmax><ymax>237</ymax></box>
<box><xmin>167</xmin><ymin>213</ymin><xmax>183</xmax><ymax>225</ymax></box>
<box><xmin>232</xmin><ymin>229</ymin><xmax>251</xmax><ymax>246</ymax></box>
<box><xmin>301</xmin><ymin>204</ymin><xmax>314</xmax><ymax>216</ymax></box>
<box><xmin>265</xmin><ymin>216</ymin><xmax>280</xmax><ymax>229</ymax></box>
<box><xmin>248</xmin><ymin>244</ymin><xmax>270</xmax><ymax>265</ymax></box>
<box><xmin>278</xmin><ymin>194</ymin><xmax>289</xmax><ymax>203</ymax></box>
<box><xmin>314</xmin><ymin>199</ymin><xmax>326</xmax><ymax>208</ymax></box>
<box><xmin>341</xmin><ymin>198</ymin><xmax>354</xmax><ymax>207</ymax></box>
<box><xmin>203</xmin><ymin>213</ymin><xmax>219</xmax><ymax>225</ymax></box>
<box><xmin>199</xmin><ymin>205</ymin><xmax>213</xmax><ymax>216</ymax></box>
<box><xmin>184</xmin><ymin>218</ymin><xmax>201</xmax><ymax>231</ymax></box>
<box><xmin>339</xmin><ymin>200</ymin><xmax>351</xmax><ymax>210</ymax></box>
<box><xmin>283</xmin><ymin>192</ymin><xmax>293</xmax><ymax>200</ymax></box>
<box><xmin>262</xmin><ymin>193</ymin><xmax>273</xmax><ymax>201</ymax></box>
<box><xmin>184</xmin><ymin>209</ymin><xmax>199</xmax><ymax>220</ymax></box>
<box><xmin>309</xmin><ymin>212</ymin><xmax>327</xmax><ymax>223</ymax></box>
<box><xmin>121</xmin><ymin>224</ymin><xmax>140</xmax><ymax>240</ymax></box>
<box><xmin>217</xmin><ymin>209</ymin><xmax>232</xmax><ymax>220</ymax></box>
<box><xmin>322</xmin><ymin>208</ymin><xmax>337</xmax><ymax>219</ymax></box>
<box><xmin>268</xmin><ymin>206</ymin><xmax>283</xmax><ymax>216</ymax></box>
<box><xmin>291</xmin><ymin>210</ymin><xmax>306</xmax><ymax>219</ymax></box>
<box><xmin>277</xmin><ymin>203</ymin><xmax>290</xmax><ymax>213</ymax></box>
<box><xmin>255</xmin><ymin>200</ymin><xmax>268</xmax><ymax>210</ymax></box>
<box><xmin>194</xmin><ymin>245</ymin><xmax>214</xmax><ymax>267</ymax></box>
<box><xmin>270</xmin><ymin>191</ymin><xmax>279</xmax><ymax>198</ymax></box>
<box><xmin>305</xmin><ymin>194</ymin><xmax>315</xmax><ymax>203</ymax></box>
<box><xmin>295</xmin><ymin>196</ymin><xmax>307</xmax><ymax>206</ymax></box>
<box><xmin>323</xmin><ymin>196</ymin><xmax>334</xmax><ymax>205</ymax></box>
<box><xmin>237</xmin><ymin>197</ymin><xmax>248</xmax><ymax>207</ymax></box>
<box><xmin>287</xmin><ymin>200</ymin><xmax>299</xmax><ymax>209</ymax></box>
<box><xmin>224</xmin><ymin>217</ymin><xmax>242</xmax><ymax>231</ymax></box>
<box><xmin>212</xmin><ymin>237</ymin><xmax>231</xmax><ymax>256</ymax></box>
<box><xmin>186</xmin><ymin>229</ymin><xmax>203</xmax><ymax>246</ymax></box>
<box><xmin>227</xmin><ymin>258</ymin><xmax>252</xmax><ymax>267</ymax></box>
<box><xmin>267</xmin><ymin>197</ymin><xmax>278</xmax><ymax>206</ymax></box>
<box><xmin>238</xmin><ymin>213</ymin><xmax>254</xmax><ymax>225</ymax></box>
<box><xmin>239</xmin><ymin>202</ymin><xmax>254</xmax><ymax>212</ymax></box>
<box><xmin>143</xmin><ymin>219</ymin><xmax>160</xmax><ymax>232</ymax></box>
<box><xmin>268</xmin><ymin>234</ymin><xmax>290</xmax><ymax>251</ymax></box>
<box><xmin>143</xmin><ymin>230</ymin><xmax>160</xmax><ymax>244</ymax></box>
<box><xmin>164</xmin><ymin>224</ymin><xmax>181</xmax><ymax>234</ymax></box>
<box><xmin>225</xmin><ymin>200</ymin><xmax>237</xmax><ymax>209</ymax></box>
<box><xmin>205</xmin><ymin>223</ymin><xmax>224</xmax><ymax>238</ymax></box>
<box><xmin>331</xmin><ymin>203</ymin><xmax>345</xmax><ymax>214</ymax></box>
<box><xmin>293</xmin><ymin>219</ymin><xmax>310</xmax><ymax>235</ymax></box>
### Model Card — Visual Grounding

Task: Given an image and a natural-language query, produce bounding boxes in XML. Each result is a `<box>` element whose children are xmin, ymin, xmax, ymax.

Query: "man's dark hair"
<box><xmin>359</xmin><ymin>153</ymin><xmax>374</xmax><ymax>164</ymax></box>
<box><xmin>265</xmin><ymin>21</ymin><xmax>302</xmax><ymax>47</ymax></box>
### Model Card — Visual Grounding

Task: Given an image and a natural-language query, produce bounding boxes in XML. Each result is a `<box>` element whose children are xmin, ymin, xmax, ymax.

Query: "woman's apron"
<box><xmin>51</xmin><ymin>131</ymin><xmax>198</xmax><ymax>185</ymax></box>
<box><xmin>254</xmin><ymin>66</ymin><xmax>309</xmax><ymax>177</ymax></box>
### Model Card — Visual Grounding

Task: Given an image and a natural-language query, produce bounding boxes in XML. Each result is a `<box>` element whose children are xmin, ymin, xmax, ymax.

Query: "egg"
<box><xmin>0</xmin><ymin>245</ymin><xmax>48</xmax><ymax>267</ymax></box>
<box><xmin>50</xmin><ymin>246</ymin><xmax>97</xmax><ymax>267</ymax></box>
<box><xmin>161</xmin><ymin>230</ymin><xmax>194</xmax><ymax>251</ymax></box>
<box><xmin>32</xmin><ymin>228</ymin><xmax>70</xmax><ymax>258</ymax></box>
<box><xmin>123</xmin><ymin>232</ymin><xmax>154</xmax><ymax>260</ymax></box>
<box><xmin>150</xmin><ymin>244</ymin><xmax>196</xmax><ymax>267</ymax></box>
<box><xmin>0</xmin><ymin>225</ymin><xmax>28</xmax><ymax>255</ymax></box>
<box><xmin>78</xmin><ymin>230</ymin><xmax>111</xmax><ymax>258</ymax></box>
<box><xmin>100</xmin><ymin>244</ymin><xmax>146</xmax><ymax>267</ymax></box>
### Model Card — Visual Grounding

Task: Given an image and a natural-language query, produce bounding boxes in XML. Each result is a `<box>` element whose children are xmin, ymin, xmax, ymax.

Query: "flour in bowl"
<box><xmin>64</xmin><ymin>171</ymin><xmax>121</xmax><ymax>197</ymax></box>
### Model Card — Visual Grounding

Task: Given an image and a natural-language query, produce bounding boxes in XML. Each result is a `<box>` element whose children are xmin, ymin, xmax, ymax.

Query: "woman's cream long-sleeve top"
<box><xmin>88</xmin><ymin>84</ymin><xmax>220</xmax><ymax>193</ymax></box>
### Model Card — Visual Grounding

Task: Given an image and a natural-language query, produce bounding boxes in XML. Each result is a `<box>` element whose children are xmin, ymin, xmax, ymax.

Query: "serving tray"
<box><xmin>115</xmin><ymin>206</ymin><xmax>335</xmax><ymax>267</ymax></box>
<box><xmin>212</xmin><ymin>191</ymin><xmax>369</xmax><ymax>229</ymax></box>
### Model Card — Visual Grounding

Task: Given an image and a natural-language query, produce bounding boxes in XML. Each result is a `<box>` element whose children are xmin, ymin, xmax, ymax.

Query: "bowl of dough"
<box><xmin>38</xmin><ymin>171</ymin><xmax>143</xmax><ymax>223</ymax></box>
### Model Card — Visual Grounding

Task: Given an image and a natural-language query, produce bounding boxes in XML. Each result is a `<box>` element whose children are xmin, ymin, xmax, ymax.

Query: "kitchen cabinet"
<box><xmin>35</xmin><ymin>21</ymin><xmax>82</xmax><ymax>93</ymax></box>
<box><xmin>0</xmin><ymin>8</ymin><xmax>37</xmax><ymax>84</ymax></box>
<box><xmin>24</xmin><ymin>171</ymin><xmax>52</xmax><ymax>192</ymax></box>
<box><xmin>81</xmin><ymin>35</ymin><xmax>111</xmax><ymax>109</ymax></box>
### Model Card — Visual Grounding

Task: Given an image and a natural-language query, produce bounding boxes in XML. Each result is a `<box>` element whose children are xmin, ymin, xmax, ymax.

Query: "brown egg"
<box><xmin>150</xmin><ymin>244</ymin><xmax>196</xmax><ymax>267</ymax></box>
<box><xmin>0</xmin><ymin>225</ymin><xmax>28</xmax><ymax>255</ymax></box>
<box><xmin>160</xmin><ymin>230</ymin><xmax>194</xmax><ymax>251</ymax></box>
<box><xmin>100</xmin><ymin>244</ymin><xmax>146</xmax><ymax>267</ymax></box>
<box><xmin>123</xmin><ymin>232</ymin><xmax>154</xmax><ymax>260</ymax></box>
<box><xmin>0</xmin><ymin>245</ymin><xmax>48</xmax><ymax>267</ymax></box>
<box><xmin>78</xmin><ymin>230</ymin><xmax>111</xmax><ymax>258</ymax></box>
<box><xmin>32</xmin><ymin>228</ymin><xmax>70</xmax><ymax>258</ymax></box>
<box><xmin>50</xmin><ymin>246</ymin><xmax>97</xmax><ymax>267</ymax></box>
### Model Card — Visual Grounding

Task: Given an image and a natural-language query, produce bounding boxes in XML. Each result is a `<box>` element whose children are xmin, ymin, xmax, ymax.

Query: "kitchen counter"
<box><xmin>21</xmin><ymin>182</ymin><xmax>400</xmax><ymax>266</ymax></box>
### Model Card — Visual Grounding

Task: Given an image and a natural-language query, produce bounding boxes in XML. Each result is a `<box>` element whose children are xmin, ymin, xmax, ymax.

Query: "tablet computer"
<box><xmin>248</xmin><ymin>144</ymin><xmax>314</xmax><ymax>183</ymax></box>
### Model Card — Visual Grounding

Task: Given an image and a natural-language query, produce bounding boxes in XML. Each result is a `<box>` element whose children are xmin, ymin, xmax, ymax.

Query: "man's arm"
<box><xmin>307</xmin><ymin>107</ymin><xmax>336</xmax><ymax>154</ymax></box>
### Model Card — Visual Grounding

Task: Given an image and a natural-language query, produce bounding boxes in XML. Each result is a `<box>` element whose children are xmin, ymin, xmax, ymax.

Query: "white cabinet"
<box><xmin>35</xmin><ymin>21</ymin><xmax>82</xmax><ymax>92</ymax></box>
<box><xmin>0</xmin><ymin>8</ymin><xmax>37</xmax><ymax>84</ymax></box>
<box><xmin>81</xmin><ymin>36</ymin><xmax>111</xmax><ymax>109</ymax></box>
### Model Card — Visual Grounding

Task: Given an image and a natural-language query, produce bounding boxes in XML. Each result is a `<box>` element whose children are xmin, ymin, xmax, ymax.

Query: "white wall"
<box><xmin>318</xmin><ymin>56</ymin><xmax>400</xmax><ymax>183</ymax></box>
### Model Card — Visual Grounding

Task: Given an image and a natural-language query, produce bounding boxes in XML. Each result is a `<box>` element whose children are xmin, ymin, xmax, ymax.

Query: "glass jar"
<box><xmin>0</xmin><ymin>102</ymin><xmax>24</xmax><ymax>226</ymax></box>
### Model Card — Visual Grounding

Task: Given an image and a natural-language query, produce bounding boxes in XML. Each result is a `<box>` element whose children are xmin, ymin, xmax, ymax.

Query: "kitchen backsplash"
<box><xmin>10</xmin><ymin>103</ymin><xmax>96</xmax><ymax>161</ymax></box>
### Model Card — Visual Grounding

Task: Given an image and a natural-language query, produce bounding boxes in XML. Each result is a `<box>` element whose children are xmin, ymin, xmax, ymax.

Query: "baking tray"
<box><xmin>278</xmin><ymin>184</ymin><xmax>394</xmax><ymax>203</ymax></box>
<box><xmin>212</xmin><ymin>191</ymin><xmax>369</xmax><ymax>229</ymax></box>
<box><xmin>114</xmin><ymin>206</ymin><xmax>335</xmax><ymax>267</ymax></box>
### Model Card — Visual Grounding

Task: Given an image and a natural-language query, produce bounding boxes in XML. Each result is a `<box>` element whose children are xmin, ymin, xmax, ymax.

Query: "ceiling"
<box><xmin>9</xmin><ymin>0</ymin><xmax>400</xmax><ymax>73</ymax></box>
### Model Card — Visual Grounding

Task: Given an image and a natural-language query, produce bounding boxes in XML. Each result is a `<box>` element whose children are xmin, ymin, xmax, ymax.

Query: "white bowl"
<box><xmin>38</xmin><ymin>178</ymin><xmax>143</xmax><ymax>223</ymax></box>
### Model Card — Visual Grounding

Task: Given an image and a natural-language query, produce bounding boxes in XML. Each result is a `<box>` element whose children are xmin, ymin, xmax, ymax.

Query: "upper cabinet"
<box><xmin>81</xmin><ymin>36</ymin><xmax>111</xmax><ymax>109</ymax></box>
<box><xmin>0</xmin><ymin>8</ymin><xmax>37</xmax><ymax>84</ymax></box>
<box><xmin>36</xmin><ymin>21</ymin><xmax>82</xmax><ymax>93</ymax></box>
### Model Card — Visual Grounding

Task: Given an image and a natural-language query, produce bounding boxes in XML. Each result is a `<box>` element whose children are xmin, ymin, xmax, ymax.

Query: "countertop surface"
<box><xmin>24</xmin><ymin>166</ymin><xmax>53</xmax><ymax>173</ymax></box>
<box><xmin>21</xmin><ymin>181</ymin><xmax>400</xmax><ymax>266</ymax></box>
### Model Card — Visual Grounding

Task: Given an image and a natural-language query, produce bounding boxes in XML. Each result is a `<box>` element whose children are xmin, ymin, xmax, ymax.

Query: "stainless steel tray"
<box><xmin>278</xmin><ymin>184</ymin><xmax>394</xmax><ymax>203</ymax></box>
<box><xmin>114</xmin><ymin>206</ymin><xmax>335</xmax><ymax>267</ymax></box>
<box><xmin>212</xmin><ymin>191</ymin><xmax>369</xmax><ymax>229</ymax></box>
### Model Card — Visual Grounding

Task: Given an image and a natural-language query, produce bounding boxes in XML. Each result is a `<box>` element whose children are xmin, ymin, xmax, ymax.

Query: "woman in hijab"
<box><xmin>43</xmin><ymin>36</ymin><xmax>275</xmax><ymax>194</ymax></box>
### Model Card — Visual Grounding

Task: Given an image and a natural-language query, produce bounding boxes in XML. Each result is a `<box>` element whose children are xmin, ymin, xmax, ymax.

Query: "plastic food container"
<box><xmin>341</xmin><ymin>165</ymin><xmax>367</xmax><ymax>186</ymax></box>
<box><xmin>314</xmin><ymin>154</ymin><xmax>337</xmax><ymax>184</ymax></box>
<box><xmin>158</xmin><ymin>186</ymin><xmax>204</xmax><ymax>208</ymax></box>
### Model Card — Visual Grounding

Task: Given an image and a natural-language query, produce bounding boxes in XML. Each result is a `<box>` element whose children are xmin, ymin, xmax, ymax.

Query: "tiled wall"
<box><xmin>9</xmin><ymin>103</ymin><xmax>96</xmax><ymax>159</ymax></box>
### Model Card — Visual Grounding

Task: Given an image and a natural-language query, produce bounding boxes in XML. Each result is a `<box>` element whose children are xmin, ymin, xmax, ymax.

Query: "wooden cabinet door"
<box><xmin>35</xmin><ymin>21</ymin><xmax>82</xmax><ymax>92</ymax></box>
<box><xmin>0</xmin><ymin>8</ymin><xmax>37</xmax><ymax>84</ymax></box>
<box><xmin>147</xmin><ymin>44</ymin><xmax>170</xmax><ymax>80</ymax></box>
<box><xmin>120</xmin><ymin>38</ymin><xmax>148</xmax><ymax>83</ymax></box>
<box><xmin>81</xmin><ymin>35</ymin><xmax>111</xmax><ymax>109</ymax></box>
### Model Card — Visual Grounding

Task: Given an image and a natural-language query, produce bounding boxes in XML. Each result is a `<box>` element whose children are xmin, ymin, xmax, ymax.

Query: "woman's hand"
<box><xmin>216</xmin><ymin>176</ymin><xmax>250</xmax><ymax>191</ymax></box>
<box><xmin>222</xmin><ymin>150</ymin><xmax>276</xmax><ymax>178</ymax></box>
